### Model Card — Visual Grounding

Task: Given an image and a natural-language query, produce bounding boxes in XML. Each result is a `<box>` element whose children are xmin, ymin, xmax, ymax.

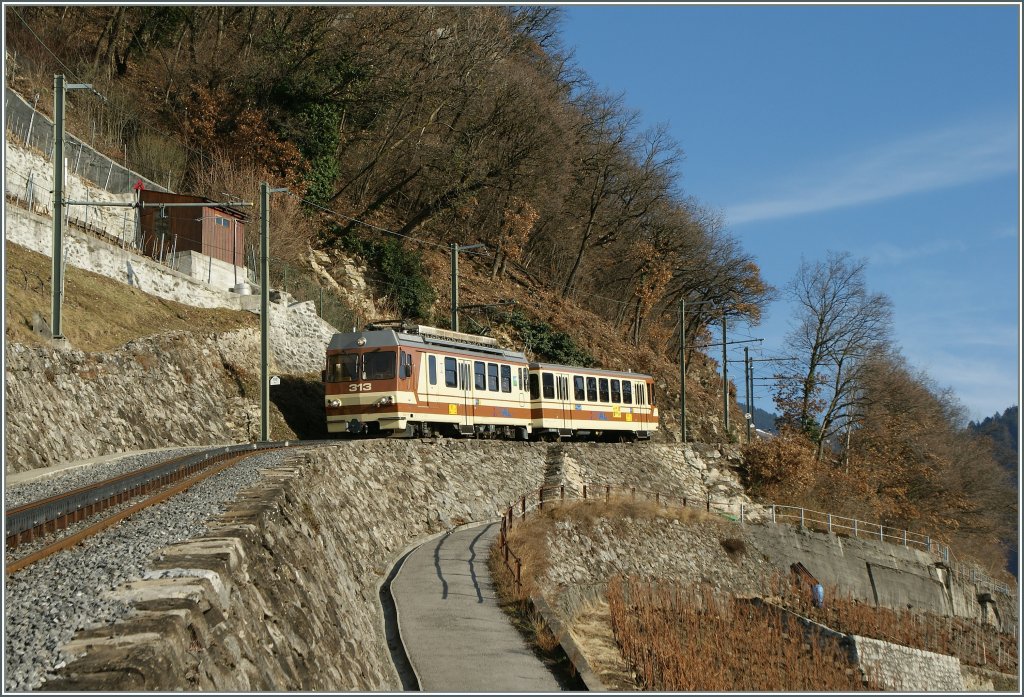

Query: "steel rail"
<box><xmin>5</xmin><ymin>448</ymin><xmax>269</xmax><ymax>575</ymax></box>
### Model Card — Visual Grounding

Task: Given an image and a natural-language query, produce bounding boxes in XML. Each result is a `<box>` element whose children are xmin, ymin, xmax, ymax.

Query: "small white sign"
<box><xmin>269</xmin><ymin>375</ymin><xmax>281</xmax><ymax>386</ymax></box>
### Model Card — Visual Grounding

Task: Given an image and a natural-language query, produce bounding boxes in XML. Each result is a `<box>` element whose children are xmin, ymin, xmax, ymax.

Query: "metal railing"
<box><xmin>497</xmin><ymin>481</ymin><xmax>1014</xmax><ymax>599</ymax></box>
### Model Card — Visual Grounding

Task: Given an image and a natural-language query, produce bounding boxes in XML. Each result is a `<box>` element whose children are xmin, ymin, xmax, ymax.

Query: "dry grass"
<box><xmin>567</xmin><ymin>597</ymin><xmax>639</xmax><ymax>691</ymax></box>
<box><xmin>488</xmin><ymin>496</ymin><xmax>713</xmax><ymax>686</ymax></box>
<box><xmin>772</xmin><ymin>576</ymin><xmax>1018</xmax><ymax>674</ymax></box>
<box><xmin>4</xmin><ymin>241</ymin><xmax>256</xmax><ymax>352</ymax></box>
<box><xmin>497</xmin><ymin>496</ymin><xmax>711</xmax><ymax>601</ymax></box>
<box><xmin>3</xmin><ymin>241</ymin><xmax>315</xmax><ymax>442</ymax></box>
<box><xmin>486</xmin><ymin>543</ymin><xmax>573</xmax><ymax>675</ymax></box>
<box><xmin>607</xmin><ymin>576</ymin><xmax>877</xmax><ymax>691</ymax></box>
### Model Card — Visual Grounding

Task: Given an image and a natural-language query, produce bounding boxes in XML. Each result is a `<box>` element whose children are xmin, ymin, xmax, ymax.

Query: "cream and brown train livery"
<box><xmin>324</xmin><ymin>324</ymin><xmax>657</xmax><ymax>441</ymax></box>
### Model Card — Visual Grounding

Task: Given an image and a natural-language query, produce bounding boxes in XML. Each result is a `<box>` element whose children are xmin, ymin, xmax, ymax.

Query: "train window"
<box><xmin>474</xmin><ymin>361</ymin><xmax>486</xmax><ymax>390</ymax></box>
<box><xmin>623</xmin><ymin>381</ymin><xmax>633</xmax><ymax>404</ymax></box>
<box><xmin>364</xmin><ymin>351</ymin><xmax>395</xmax><ymax>380</ymax></box>
<box><xmin>445</xmin><ymin>357</ymin><xmax>457</xmax><ymax>387</ymax></box>
<box><xmin>650</xmin><ymin>383</ymin><xmax>656</xmax><ymax>406</ymax></box>
<box><xmin>488</xmin><ymin>363</ymin><xmax>499</xmax><ymax>391</ymax></box>
<box><xmin>501</xmin><ymin>365</ymin><xmax>512</xmax><ymax>392</ymax></box>
<box><xmin>586</xmin><ymin>377</ymin><xmax>597</xmax><ymax>402</ymax></box>
<box><xmin>327</xmin><ymin>354</ymin><xmax>359</xmax><ymax>382</ymax></box>
<box><xmin>611</xmin><ymin>379</ymin><xmax>621</xmax><ymax>403</ymax></box>
<box><xmin>573</xmin><ymin>376</ymin><xmax>585</xmax><ymax>401</ymax></box>
<box><xmin>428</xmin><ymin>355</ymin><xmax>437</xmax><ymax>385</ymax></box>
<box><xmin>529</xmin><ymin>373</ymin><xmax>540</xmax><ymax>400</ymax></box>
<box><xmin>557</xmin><ymin>376</ymin><xmax>566</xmax><ymax>401</ymax></box>
<box><xmin>542</xmin><ymin>372</ymin><xmax>555</xmax><ymax>399</ymax></box>
<box><xmin>639</xmin><ymin>382</ymin><xmax>647</xmax><ymax>405</ymax></box>
<box><xmin>599</xmin><ymin>378</ymin><xmax>610</xmax><ymax>403</ymax></box>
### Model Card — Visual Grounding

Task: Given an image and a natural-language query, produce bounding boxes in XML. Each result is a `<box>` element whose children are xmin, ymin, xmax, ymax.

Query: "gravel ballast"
<box><xmin>3</xmin><ymin>446</ymin><xmax>292</xmax><ymax>692</ymax></box>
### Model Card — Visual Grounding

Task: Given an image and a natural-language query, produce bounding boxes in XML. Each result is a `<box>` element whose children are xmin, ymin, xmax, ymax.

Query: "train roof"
<box><xmin>328</xmin><ymin>325</ymin><xmax>528</xmax><ymax>361</ymax></box>
<box><xmin>528</xmin><ymin>361</ymin><xmax>653</xmax><ymax>381</ymax></box>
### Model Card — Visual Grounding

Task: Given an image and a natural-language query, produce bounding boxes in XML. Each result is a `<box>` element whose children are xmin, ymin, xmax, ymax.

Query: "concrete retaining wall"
<box><xmin>5</xmin><ymin>206</ymin><xmax>238</xmax><ymax>311</ymax></box>
<box><xmin>742</xmin><ymin>522</ymin><xmax>1018</xmax><ymax>632</ymax></box>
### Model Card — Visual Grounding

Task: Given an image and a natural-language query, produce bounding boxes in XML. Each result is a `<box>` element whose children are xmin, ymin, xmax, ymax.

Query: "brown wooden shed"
<box><xmin>138</xmin><ymin>190</ymin><xmax>246</xmax><ymax>267</ymax></box>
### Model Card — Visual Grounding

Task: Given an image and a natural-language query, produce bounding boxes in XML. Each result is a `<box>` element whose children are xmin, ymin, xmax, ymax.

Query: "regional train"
<box><xmin>324</xmin><ymin>323</ymin><xmax>658</xmax><ymax>441</ymax></box>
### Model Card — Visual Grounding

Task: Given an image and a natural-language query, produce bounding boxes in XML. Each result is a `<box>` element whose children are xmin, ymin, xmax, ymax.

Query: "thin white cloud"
<box><xmin>867</xmin><ymin>238</ymin><xmax>968</xmax><ymax>265</ymax></box>
<box><xmin>726</xmin><ymin>117</ymin><xmax>1018</xmax><ymax>226</ymax></box>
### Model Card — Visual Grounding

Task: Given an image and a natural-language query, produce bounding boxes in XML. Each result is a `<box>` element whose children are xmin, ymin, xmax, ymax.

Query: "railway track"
<box><xmin>4</xmin><ymin>441</ymin><xmax>315</xmax><ymax>574</ymax></box>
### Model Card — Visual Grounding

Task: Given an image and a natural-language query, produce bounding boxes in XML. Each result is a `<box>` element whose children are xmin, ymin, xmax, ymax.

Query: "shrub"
<box><xmin>332</xmin><ymin>224</ymin><xmax>436</xmax><ymax>320</ymax></box>
<box><xmin>741</xmin><ymin>428</ymin><xmax>818</xmax><ymax>494</ymax></box>
<box><xmin>498</xmin><ymin>309</ymin><xmax>596</xmax><ymax>367</ymax></box>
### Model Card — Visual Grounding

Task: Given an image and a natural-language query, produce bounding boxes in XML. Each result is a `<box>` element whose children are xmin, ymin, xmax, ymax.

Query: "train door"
<box><xmin>458</xmin><ymin>361</ymin><xmax>473</xmax><ymax>430</ymax></box>
<box><xmin>398</xmin><ymin>350</ymin><xmax>414</xmax><ymax>396</ymax></box>
<box><xmin>424</xmin><ymin>354</ymin><xmax>436</xmax><ymax>406</ymax></box>
<box><xmin>556</xmin><ymin>374</ymin><xmax>570</xmax><ymax>431</ymax></box>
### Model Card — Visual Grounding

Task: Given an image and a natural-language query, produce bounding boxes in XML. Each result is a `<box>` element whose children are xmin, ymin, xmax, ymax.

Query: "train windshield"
<box><xmin>327</xmin><ymin>354</ymin><xmax>359</xmax><ymax>382</ymax></box>
<box><xmin>363</xmin><ymin>351</ymin><xmax>396</xmax><ymax>380</ymax></box>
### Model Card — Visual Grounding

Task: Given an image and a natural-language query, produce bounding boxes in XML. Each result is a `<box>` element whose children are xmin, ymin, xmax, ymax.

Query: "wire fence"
<box><xmin>5</xmin><ymin>86</ymin><xmax>168</xmax><ymax>194</ymax></box>
<box><xmin>5</xmin><ymin>86</ymin><xmax>363</xmax><ymax>333</ymax></box>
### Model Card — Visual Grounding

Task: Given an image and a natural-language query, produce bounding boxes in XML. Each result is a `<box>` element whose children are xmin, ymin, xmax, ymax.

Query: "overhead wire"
<box><xmin>10</xmin><ymin>11</ymin><xmax>793</xmax><ymax>368</ymax></box>
<box><xmin>9</xmin><ymin>8</ymin><xmax>83</xmax><ymax>83</ymax></box>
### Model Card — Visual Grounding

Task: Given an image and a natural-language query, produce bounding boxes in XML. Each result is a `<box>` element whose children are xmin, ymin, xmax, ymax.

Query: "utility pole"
<box><xmin>749</xmin><ymin>352</ymin><xmax>755</xmax><ymax>422</ymax></box>
<box><xmin>259</xmin><ymin>183</ymin><xmax>288</xmax><ymax>442</ymax></box>
<box><xmin>722</xmin><ymin>316</ymin><xmax>729</xmax><ymax>436</ymax></box>
<box><xmin>49</xmin><ymin>75</ymin><xmax>99</xmax><ymax>339</ymax></box>
<box><xmin>450</xmin><ymin>242</ymin><xmax>484</xmax><ymax>331</ymax></box>
<box><xmin>260</xmin><ymin>183</ymin><xmax>270</xmax><ymax>442</ymax></box>
<box><xmin>745</xmin><ymin>346</ymin><xmax>753</xmax><ymax>443</ymax></box>
<box><xmin>679</xmin><ymin>297</ymin><xmax>686</xmax><ymax>443</ymax></box>
<box><xmin>51</xmin><ymin>74</ymin><xmax>66</xmax><ymax>340</ymax></box>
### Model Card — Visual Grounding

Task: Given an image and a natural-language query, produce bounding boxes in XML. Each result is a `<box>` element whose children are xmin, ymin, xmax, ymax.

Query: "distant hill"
<box><xmin>738</xmin><ymin>404</ymin><xmax>779</xmax><ymax>434</ymax></box>
<box><xmin>969</xmin><ymin>406</ymin><xmax>1019</xmax><ymax>483</ymax></box>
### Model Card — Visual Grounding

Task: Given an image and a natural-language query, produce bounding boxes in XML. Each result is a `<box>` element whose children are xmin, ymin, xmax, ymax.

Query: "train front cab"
<box><xmin>325</xmin><ymin>337</ymin><xmax>415</xmax><ymax>436</ymax></box>
<box><xmin>528</xmin><ymin>363</ymin><xmax>657</xmax><ymax>441</ymax></box>
<box><xmin>325</xmin><ymin>327</ymin><xmax>534</xmax><ymax>439</ymax></box>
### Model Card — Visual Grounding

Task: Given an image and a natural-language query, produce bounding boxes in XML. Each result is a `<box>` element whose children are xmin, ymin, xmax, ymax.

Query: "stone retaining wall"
<box><xmin>46</xmin><ymin>440</ymin><xmax>553</xmax><ymax>691</ymax></box>
<box><xmin>852</xmin><ymin>635</ymin><xmax>965</xmax><ymax>691</ymax></box>
<box><xmin>4</xmin><ymin>332</ymin><xmax>261</xmax><ymax>473</ymax></box>
<box><xmin>560</xmin><ymin>442</ymin><xmax>759</xmax><ymax>518</ymax></box>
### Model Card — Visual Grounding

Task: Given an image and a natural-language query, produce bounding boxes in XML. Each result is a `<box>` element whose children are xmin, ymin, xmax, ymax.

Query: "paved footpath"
<box><xmin>392</xmin><ymin>521</ymin><xmax>563</xmax><ymax>693</ymax></box>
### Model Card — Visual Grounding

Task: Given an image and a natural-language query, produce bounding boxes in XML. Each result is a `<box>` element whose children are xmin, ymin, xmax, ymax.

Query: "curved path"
<box><xmin>392</xmin><ymin>521</ymin><xmax>562</xmax><ymax>692</ymax></box>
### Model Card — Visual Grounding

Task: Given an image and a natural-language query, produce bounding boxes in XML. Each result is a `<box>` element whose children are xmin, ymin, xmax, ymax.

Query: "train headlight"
<box><xmin>328</xmin><ymin>399</ymin><xmax>341</xmax><ymax>408</ymax></box>
<box><xmin>374</xmin><ymin>396</ymin><xmax>393</xmax><ymax>407</ymax></box>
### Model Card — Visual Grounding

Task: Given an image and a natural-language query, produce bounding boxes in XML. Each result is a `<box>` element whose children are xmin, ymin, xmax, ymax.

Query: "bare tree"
<box><xmin>781</xmin><ymin>251</ymin><xmax>893</xmax><ymax>459</ymax></box>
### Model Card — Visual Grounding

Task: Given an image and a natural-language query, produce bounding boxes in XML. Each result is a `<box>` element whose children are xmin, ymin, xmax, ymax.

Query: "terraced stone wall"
<box><xmin>4</xmin><ymin>331</ymin><xmax>261</xmax><ymax>473</ymax></box>
<box><xmin>45</xmin><ymin>440</ymin><xmax>552</xmax><ymax>691</ymax></box>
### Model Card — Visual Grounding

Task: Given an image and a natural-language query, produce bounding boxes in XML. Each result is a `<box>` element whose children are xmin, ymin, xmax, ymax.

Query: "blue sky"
<box><xmin>559</xmin><ymin>3</ymin><xmax>1020</xmax><ymax>422</ymax></box>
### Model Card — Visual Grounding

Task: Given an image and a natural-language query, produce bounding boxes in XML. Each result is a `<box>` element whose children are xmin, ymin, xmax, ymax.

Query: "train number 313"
<box><xmin>348</xmin><ymin>383</ymin><xmax>372</xmax><ymax>392</ymax></box>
